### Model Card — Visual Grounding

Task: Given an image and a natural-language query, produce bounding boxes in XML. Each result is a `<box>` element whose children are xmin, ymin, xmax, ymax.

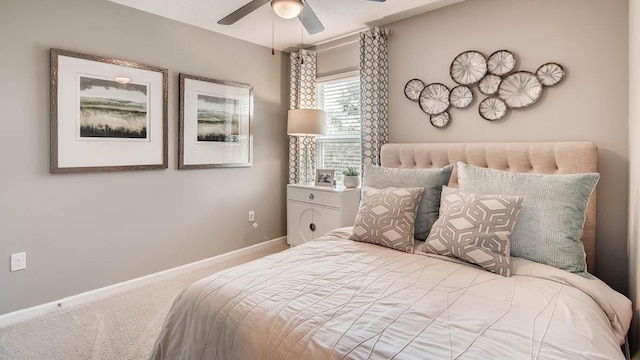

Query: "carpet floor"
<box><xmin>0</xmin><ymin>243</ymin><xmax>289</xmax><ymax>360</ymax></box>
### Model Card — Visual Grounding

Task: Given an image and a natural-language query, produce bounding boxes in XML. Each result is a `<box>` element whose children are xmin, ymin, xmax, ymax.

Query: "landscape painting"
<box><xmin>178</xmin><ymin>73</ymin><xmax>252</xmax><ymax>169</ymax></box>
<box><xmin>196</xmin><ymin>94</ymin><xmax>239</xmax><ymax>143</ymax></box>
<box><xmin>79</xmin><ymin>76</ymin><xmax>149</xmax><ymax>139</ymax></box>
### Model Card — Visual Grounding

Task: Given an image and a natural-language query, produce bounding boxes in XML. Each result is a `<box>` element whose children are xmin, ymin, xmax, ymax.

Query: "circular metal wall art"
<box><xmin>419</xmin><ymin>83</ymin><xmax>450</xmax><ymax>115</ymax></box>
<box><xmin>536</xmin><ymin>62</ymin><xmax>565</xmax><ymax>87</ymax></box>
<box><xmin>478</xmin><ymin>74</ymin><xmax>502</xmax><ymax>95</ymax></box>
<box><xmin>487</xmin><ymin>50</ymin><xmax>516</xmax><ymax>76</ymax></box>
<box><xmin>450</xmin><ymin>50</ymin><xmax>488</xmax><ymax>85</ymax></box>
<box><xmin>449</xmin><ymin>85</ymin><xmax>474</xmax><ymax>109</ymax></box>
<box><xmin>479</xmin><ymin>97</ymin><xmax>508</xmax><ymax>121</ymax></box>
<box><xmin>498</xmin><ymin>71</ymin><xmax>543</xmax><ymax>108</ymax></box>
<box><xmin>404</xmin><ymin>79</ymin><xmax>425</xmax><ymax>101</ymax></box>
<box><xmin>430</xmin><ymin>112</ymin><xmax>451</xmax><ymax>128</ymax></box>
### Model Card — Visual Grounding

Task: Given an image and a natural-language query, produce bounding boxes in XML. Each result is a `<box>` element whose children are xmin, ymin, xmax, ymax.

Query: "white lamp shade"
<box><xmin>287</xmin><ymin>109</ymin><xmax>326</xmax><ymax>136</ymax></box>
<box><xmin>271</xmin><ymin>0</ymin><xmax>303</xmax><ymax>19</ymax></box>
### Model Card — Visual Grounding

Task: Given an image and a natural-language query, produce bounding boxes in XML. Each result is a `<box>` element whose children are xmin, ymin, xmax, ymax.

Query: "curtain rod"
<box><xmin>313</xmin><ymin>28</ymin><xmax>391</xmax><ymax>54</ymax></box>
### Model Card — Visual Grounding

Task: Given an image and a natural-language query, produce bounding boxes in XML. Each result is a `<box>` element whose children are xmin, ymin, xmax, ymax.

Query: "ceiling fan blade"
<box><xmin>298</xmin><ymin>1</ymin><xmax>325</xmax><ymax>35</ymax></box>
<box><xmin>218</xmin><ymin>0</ymin><xmax>270</xmax><ymax>25</ymax></box>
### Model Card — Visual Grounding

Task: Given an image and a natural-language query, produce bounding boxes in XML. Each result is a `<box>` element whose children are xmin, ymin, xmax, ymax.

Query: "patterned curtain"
<box><xmin>359</xmin><ymin>28</ymin><xmax>390</xmax><ymax>166</ymax></box>
<box><xmin>288</xmin><ymin>49</ymin><xmax>318</xmax><ymax>184</ymax></box>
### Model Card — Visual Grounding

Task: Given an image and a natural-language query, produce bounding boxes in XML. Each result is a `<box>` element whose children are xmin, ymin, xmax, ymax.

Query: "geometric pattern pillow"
<box><xmin>363</xmin><ymin>164</ymin><xmax>453</xmax><ymax>241</ymax></box>
<box><xmin>348</xmin><ymin>186</ymin><xmax>424</xmax><ymax>253</ymax></box>
<box><xmin>423</xmin><ymin>186</ymin><xmax>523</xmax><ymax>276</ymax></box>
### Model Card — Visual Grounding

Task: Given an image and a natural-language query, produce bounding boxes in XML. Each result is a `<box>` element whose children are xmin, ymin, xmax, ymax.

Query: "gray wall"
<box><xmin>387</xmin><ymin>0</ymin><xmax>629</xmax><ymax>293</ymax></box>
<box><xmin>0</xmin><ymin>0</ymin><xmax>289</xmax><ymax>315</ymax></box>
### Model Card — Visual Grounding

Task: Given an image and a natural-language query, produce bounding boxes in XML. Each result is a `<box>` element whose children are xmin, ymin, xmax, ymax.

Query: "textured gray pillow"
<box><xmin>363</xmin><ymin>164</ymin><xmax>453</xmax><ymax>240</ymax></box>
<box><xmin>423</xmin><ymin>186</ymin><xmax>523</xmax><ymax>276</ymax></box>
<box><xmin>457</xmin><ymin>162</ymin><xmax>599</xmax><ymax>273</ymax></box>
<box><xmin>349</xmin><ymin>186</ymin><xmax>424</xmax><ymax>253</ymax></box>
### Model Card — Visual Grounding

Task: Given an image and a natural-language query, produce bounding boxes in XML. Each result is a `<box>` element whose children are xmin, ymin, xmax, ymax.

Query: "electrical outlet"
<box><xmin>10</xmin><ymin>252</ymin><xmax>26</xmax><ymax>272</ymax></box>
<box><xmin>248</xmin><ymin>210</ymin><xmax>255</xmax><ymax>223</ymax></box>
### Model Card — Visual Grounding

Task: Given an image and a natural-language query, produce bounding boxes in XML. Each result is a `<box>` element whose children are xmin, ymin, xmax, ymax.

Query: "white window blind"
<box><xmin>316</xmin><ymin>75</ymin><xmax>362</xmax><ymax>183</ymax></box>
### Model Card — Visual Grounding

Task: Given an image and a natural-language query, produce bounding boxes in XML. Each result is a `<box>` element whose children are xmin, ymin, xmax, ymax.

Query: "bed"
<box><xmin>150</xmin><ymin>142</ymin><xmax>632</xmax><ymax>360</ymax></box>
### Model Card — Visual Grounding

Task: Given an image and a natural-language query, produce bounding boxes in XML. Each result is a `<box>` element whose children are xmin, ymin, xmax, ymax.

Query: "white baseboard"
<box><xmin>0</xmin><ymin>236</ymin><xmax>287</xmax><ymax>328</ymax></box>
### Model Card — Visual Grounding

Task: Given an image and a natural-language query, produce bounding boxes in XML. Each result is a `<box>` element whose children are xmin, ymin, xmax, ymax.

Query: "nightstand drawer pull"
<box><xmin>309</xmin><ymin>223</ymin><xmax>316</xmax><ymax>232</ymax></box>
<box><xmin>308</xmin><ymin>193</ymin><xmax>314</xmax><ymax>200</ymax></box>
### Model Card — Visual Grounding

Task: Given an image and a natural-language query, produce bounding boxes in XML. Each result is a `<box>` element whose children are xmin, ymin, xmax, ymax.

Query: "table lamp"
<box><xmin>287</xmin><ymin>109</ymin><xmax>327</xmax><ymax>184</ymax></box>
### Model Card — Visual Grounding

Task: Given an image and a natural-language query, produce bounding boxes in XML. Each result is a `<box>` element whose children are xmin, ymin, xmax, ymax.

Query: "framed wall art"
<box><xmin>50</xmin><ymin>48</ymin><xmax>168</xmax><ymax>173</ymax></box>
<box><xmin>179</xmin><ymin>73</ymin><xmax>253</xmax><ymax>169</ymax></box>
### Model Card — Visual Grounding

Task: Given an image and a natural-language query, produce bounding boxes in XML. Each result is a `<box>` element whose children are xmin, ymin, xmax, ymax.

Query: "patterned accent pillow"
<box><xmin>423</xmin><ymin>186</ymin><xmax>523</xmax><ymax>276</ymax></box>
<box><xmin>457</xmin><ymin>162</ymin><xmax>599</xmax><ymax>273</ymax></box>
<box><xmin>349</xmin><ymin>187</ymin><xmax>424</xmax><ymax>253</ymax></box>
<box><xmin>363</xmin><ymin>164</ymin><xmax>453</xmax><ymax>241</ymax></box>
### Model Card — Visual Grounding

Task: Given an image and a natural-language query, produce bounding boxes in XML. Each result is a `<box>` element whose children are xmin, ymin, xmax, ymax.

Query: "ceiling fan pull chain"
<box><xmin>300</xmin><ymin>2</ymin><xmax>304</xmax><ymax>64</ymax></box>
<box><xmin>271</xmin><ymin>7</ymin><xmax>275</xmax><ymax>55</ymax></box>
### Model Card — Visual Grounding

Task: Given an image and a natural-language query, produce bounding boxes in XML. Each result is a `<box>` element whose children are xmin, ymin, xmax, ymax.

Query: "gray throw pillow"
<box><xmin>363</xmin><ymin>164</ymin><xmax>453</xmax><ymax>240</ymax></box>
<box><xmin>457</xmin><ymin>162</ymin><xmax>599</xmax><ymax>273</ymax></box>
<box><xmin>349</xmin><ymin>187</ymin><xmax>424</xmax><ymax>253</ymax></box>
<box><xmin>423</xmin><ymin>186</ymin><xmax>523</xmax><ymax>276</ymax></box>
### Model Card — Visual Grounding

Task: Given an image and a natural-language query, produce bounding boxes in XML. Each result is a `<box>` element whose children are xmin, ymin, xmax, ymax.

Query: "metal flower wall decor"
<box><xmin>403</xmin><ymin>49</ymin><xmax>565</xmax><ymax>129</ymax></box>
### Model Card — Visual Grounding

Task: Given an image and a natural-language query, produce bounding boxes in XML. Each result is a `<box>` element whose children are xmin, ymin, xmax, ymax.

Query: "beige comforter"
<box><xmin>150</xmin><ymin>228</ymin><xmax>631</xmax><ymax>360</ymax></box>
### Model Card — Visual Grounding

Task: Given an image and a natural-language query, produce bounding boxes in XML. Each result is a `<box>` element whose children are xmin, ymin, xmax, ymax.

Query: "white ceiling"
<box><xmin>108</xmin><ymin>0</ymin><xmax>463</xmax><ymax>51</ymax></box>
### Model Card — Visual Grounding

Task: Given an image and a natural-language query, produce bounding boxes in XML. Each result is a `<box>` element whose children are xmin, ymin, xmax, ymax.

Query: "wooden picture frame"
<box><xmin>50</xmin><ymin>48</ymin><xmax>168</xmax><ymax>173</ymax></box>
<box><xmin>315</xmin><ymin>169</ymin><xmax>335</xmax><ymax>187</ymax></box>
<box><xmin>178</xmin><ymin>73</ymin><xmax>253</xmax><ymax>169</ymax></box>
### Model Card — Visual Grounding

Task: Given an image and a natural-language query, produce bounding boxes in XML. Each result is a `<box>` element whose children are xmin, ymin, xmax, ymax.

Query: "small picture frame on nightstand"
<box><xmin>315</xmin><ymin>169</ymin><xmax>335</xmax><ymax>187</ymax></box>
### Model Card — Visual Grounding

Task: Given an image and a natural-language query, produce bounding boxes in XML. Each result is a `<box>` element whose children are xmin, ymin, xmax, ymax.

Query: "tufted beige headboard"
<box><xmin>380</xmin><ymin>142</ymin><xmax>598</xmax><ymax>272</ymax></box>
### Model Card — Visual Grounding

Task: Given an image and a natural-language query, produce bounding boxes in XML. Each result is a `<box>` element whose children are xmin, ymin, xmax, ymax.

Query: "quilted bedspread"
<box><xmin>150</xmin><ymin>228</ymin><xmax>631</xmax><ymax>360</ymax></box>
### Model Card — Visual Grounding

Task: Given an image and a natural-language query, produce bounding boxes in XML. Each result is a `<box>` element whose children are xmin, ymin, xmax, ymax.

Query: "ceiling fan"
<box><xmin>218</xmin><ymin>0</ymin><xmax>387</xmax><ymax>35</ymax></box>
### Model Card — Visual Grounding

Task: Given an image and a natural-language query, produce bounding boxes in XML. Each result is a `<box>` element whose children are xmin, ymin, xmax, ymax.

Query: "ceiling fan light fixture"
<box><xmin>271</xmin><ymin>0</ymin><xmax>303</xmax><ymax>19</ymax></box>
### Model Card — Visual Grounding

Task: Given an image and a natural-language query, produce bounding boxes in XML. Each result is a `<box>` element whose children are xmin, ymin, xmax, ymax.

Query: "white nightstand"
<box><xmin>287</xmin><ymin>184</ymin><xmax>361</xmax><ymax>246</ymax></box>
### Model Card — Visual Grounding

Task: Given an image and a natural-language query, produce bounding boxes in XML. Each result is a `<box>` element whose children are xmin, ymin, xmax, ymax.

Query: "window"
<box><xmin>316</xmin><ymin>74</ymin><xmax>361</xmax><ymax>183</ymax></box>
